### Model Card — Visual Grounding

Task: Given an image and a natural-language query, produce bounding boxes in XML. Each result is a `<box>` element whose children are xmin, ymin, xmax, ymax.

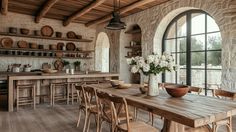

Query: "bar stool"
<box><xmin>66</xmin><ymin>82</ymin><xmax>83</xmax><ymax>105</ymax></box>
<box><xmin>50</xmin><ymin>83</ymin><xmax>69</xmax><ymax>106</ymax></box>
<box><xmin>16</xmin><ymin>84</ymin><xmax>36</xmax><ymax>111</ymax></box>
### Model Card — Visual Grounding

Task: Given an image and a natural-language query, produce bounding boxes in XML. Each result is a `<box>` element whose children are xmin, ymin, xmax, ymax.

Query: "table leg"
<box><xmin>162</xmin><ymin>119</ymin><xmax>185</xmax><ymax>132</ymax></box>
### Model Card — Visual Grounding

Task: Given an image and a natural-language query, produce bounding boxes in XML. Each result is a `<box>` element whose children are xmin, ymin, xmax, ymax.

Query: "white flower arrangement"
<box><xmin>127</xmin><ymin>52</ymin><xmax>177</xmax><ymax>76</ymax></box>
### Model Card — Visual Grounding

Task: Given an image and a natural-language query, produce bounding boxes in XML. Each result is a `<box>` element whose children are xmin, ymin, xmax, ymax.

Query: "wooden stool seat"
<box><xmin>117</xmin><ymin>121</ymin><xmax>159</xmax><ymax>132</ymax></box>
<box><xmin>50</xmin><ymin>83</ymin><xmax>69</xmax><ymax>106</ymax></box>
<box><xmin>16</xmin><ymin>84</ymin><xmax>36</xmax><ymax>111</ymax></box>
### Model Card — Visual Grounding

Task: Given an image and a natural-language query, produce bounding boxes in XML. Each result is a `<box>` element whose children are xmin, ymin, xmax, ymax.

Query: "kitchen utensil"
<box><xmin>54</xmin><ymin>59</ymin><xmax>64</xmax><ymax>71</ymax></box>
<box><xmin>17</xmin><ymin>40</ymin><xmax>28</xmax><ymax>48</ymax></box>
<box><xmin>55</xmin><ymin>32</ymin><xmax>62</xmax><ymax>38</ymax></box>
<box><xmin>41</xmin><ymin>25</ymin><xmax>54</xmax><ymax>37</ymax></box>
<box><xmin>57</xmin><ymin>42</ymin><xmax>64</xmax><ymax>50</ymax></box>
<box><xmin>0</xmin><ymin>37</ymin><xmax>13</xmax><ymax>48</ymax></box>
<box><xmin>67</xmin><ymin>31</ymin><xmax>76</xmax><ymax>39</ymax></box>
<box><xmin>20</xmin><ymin>28</ymin><xmax>30</xmax><ymax>35</ymax></box>
<box><xmin>66</xmin><ymin>42</ymin><xmax>76</xmax><ymax>51</ymax></box>
<box><xmin>164</xmin><ymin>84</ymin><xmax>189</xmax><ymax>97</ymax></box>
<box><xmin>42</xmin><ymin>69</ymin><xmax>58</xmax><ymax>73</ymax></box>
<box><xmin>9</xmin><ymin>27</ymin><xmax>17</xmax><ymax>34</ymax></box>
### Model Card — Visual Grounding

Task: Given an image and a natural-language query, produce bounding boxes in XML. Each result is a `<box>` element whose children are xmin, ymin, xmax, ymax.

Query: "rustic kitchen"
<box><xmin>1</xmin><ymin>0</ymin><xmax>236</xmax><ymax>132</ymax></box>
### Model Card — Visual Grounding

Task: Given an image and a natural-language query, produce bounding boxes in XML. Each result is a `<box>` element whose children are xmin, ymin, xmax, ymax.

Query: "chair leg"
<box><xmin>83</xmin><ymin>110</ymin><xmax>88</xmax><ymax>132</ymax></box>
<box><xmin>86</xmin><ymin>112</ymin><xmax>92</xmax><ymax>132</ymax></box>
<box><xmin>76</xmin><ymin>108</ymin><xmax>82</xmax><ymax>127</ymax></box>
<box><xmin>67</xmin><ymin>83</ymin><xmax>69</xmax><ymax>105</ymax></box>
<box><xmin>96</xmin><ymin>114</ymin><xmax>100</xmax><ymax>132</ymax></box>
<box><xmin>33</xmin><ymin>85</ymin><xmax>36</xmax><ymax>109</ymax></box>
<box><xmin>16</xmin><ymin>86</ymin><xmax>19</xmax><ymax>111</ymax></box>
<box><xmin>50</xmin><ymin>84</ymin><xmax>53</xmax><ymax>106</ymax></box>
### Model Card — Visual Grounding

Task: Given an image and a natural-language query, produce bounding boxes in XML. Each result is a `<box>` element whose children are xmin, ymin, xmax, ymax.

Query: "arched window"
<box><xmin>163</xmin><ymin>10</ymin><xmax>222</xmax><ymax>95</ymax></box>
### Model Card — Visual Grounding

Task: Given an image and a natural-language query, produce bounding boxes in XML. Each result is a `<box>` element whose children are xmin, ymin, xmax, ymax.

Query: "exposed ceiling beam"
<box><xmin>1</xmin><ymin>0</ymin><xmax>8</xmax><ymax>15</ymax></box>
<box><xmin>35</xmin><ymin>0</ymin><xmax>59</xmax><ymax>23</ymax></box>
<box><xmin>85</xmin><ymin>0</ymin><xmax>167</xmax><ymax>27</ymax></box>
<box><xmin>63</xmin><ymin>0</ymin><xmax>106</xmax><ymax>26</ymax></box>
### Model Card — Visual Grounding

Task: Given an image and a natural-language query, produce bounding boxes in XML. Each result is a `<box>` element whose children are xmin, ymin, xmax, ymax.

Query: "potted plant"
<box><xmin>63</xmin><ymin>60</ymin><xmax>70</xmax><ymax>73</ymax></box>
<box><xmin>73</xmin><ymin>61</ymin><xmax>81</xmax><ymax>71</ymax></box>
<box><xmin>127</xmin><ymin>52</ymin><xmax>177</xmax><ymax>96</ymax></box>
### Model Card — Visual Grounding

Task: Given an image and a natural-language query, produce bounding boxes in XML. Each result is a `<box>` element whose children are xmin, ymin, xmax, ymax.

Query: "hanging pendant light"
<box><xmin>106</xmin><ymin>0</ymin><xmax>126</xmax><ymax>30</ymax></box>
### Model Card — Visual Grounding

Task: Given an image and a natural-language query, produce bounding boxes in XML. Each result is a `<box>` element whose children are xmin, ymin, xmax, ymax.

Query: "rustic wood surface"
<box><xmin>88</xmin><ymin>83</ymin><xmax>236</xmax><ymax>131</ymax></box>
<box><xmin>7</xmin><ymin>73</ymin><xmax>119</xmax><ymax>112</ymax></box>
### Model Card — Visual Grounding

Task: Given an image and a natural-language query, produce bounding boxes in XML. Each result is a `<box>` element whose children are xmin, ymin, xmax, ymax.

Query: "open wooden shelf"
<box><xmin>0</xmin><ymin>47</ymin><xmax>94</xmax><ymax>54</ymax></box>
<box><xmin>125</xmin><ymin>29</ymin><xmax>141</xmax><ymax>34</ymax></box>
<box><xmin>0</xmin><ymin>32</ymin><xmax>93</xmax><ymax>42</ymax></box>
<box><xmin>125</xmin><ymin>45</ymin><xmax>141</xmax><ymax>49</ymax></box>
<box><xmin>0</xmin><ymin>55</ymin><xmax>92</xmax><ymax>59</ymax></box>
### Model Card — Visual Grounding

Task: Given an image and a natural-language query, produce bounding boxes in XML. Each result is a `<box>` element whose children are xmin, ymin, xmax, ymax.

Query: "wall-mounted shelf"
<box><xmin>125</xmin><ymin>45</ymin><xmax>141</xmax><ymax>49</ymax></box>
<box><xmin>0</xmin><ymin>47</ymin><xmax>94</xmax><ymax>53</ymax></box>
<box><xmin>0</xmin><ymin>32</ymin><xmax>93</xmax><ymax>42</ymax></box>
<box><xmin>0</xmin><ymin>55</ymin><xmax>92</xmax><ymax>59</ymax></box>
<box><xmin>125</xmin><ymin>29</ymin><xmax>141</xmax><ymax>34</ymax></box>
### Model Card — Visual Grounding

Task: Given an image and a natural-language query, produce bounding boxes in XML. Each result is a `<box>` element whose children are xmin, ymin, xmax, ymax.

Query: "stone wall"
<box><xmin>96</xmin><ymin>0</ymin><xmax>236</xmax><ymax>90</ymax></box>
<box><xmin>0</xmin><ymin>12</ymin><xmax>96</xmax><ymax>71</ymax></box>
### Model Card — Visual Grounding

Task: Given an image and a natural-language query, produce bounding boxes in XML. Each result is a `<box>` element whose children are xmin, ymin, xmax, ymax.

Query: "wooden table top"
<box><xmin>89</xmin><ymin>83</ymin><xmax>236</xmax><ymax>128</ymax></box>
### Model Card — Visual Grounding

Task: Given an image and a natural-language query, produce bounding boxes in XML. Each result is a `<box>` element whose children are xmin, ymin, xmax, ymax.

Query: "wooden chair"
<box><xmin>188</xmin><ymin>86</ymin><xmax>202</xmax><ymax>95</ymax></box>
<box><xmin>212</xmin><ymin>89</ymin><xmax>236</xmax><ymax>132</ymax></box>
<box><xmin>16</xmin><ymin>84</ymin><xmax>36</xmax><ymax>111</ymax></box>
<box><xmin>110</xmin><ymin>95</ymin><xmax>160</xmax><ymax>132</ymax></box>
<box><xmin>75</xmin><ymin>85</ymin><xmax>99</xmax><ymax>132</ymax></box>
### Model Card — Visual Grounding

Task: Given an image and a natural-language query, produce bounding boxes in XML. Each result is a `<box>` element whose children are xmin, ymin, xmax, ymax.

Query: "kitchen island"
<box><xmin>7</xmin><ymin>72</ymin><xmax>119</xmax><ymax>112</ymax></box>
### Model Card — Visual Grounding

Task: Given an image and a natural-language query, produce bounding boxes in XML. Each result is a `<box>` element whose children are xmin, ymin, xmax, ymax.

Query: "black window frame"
<box><xmin>162</xmin><ymin>9</ymin><xmax>222</xmax><ymax>96</ymax></box>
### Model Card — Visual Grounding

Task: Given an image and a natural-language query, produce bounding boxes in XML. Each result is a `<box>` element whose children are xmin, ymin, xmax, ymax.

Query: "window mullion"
<box><xmin>186</xmin><ymin>13</ymin><xmax>191</xmax><ymax>86</ymax></box>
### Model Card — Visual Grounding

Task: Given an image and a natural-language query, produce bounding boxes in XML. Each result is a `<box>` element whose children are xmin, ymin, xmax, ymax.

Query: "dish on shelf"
<box><xmin>29</xmin><ymin>42</ymin><xmax>38</xmax><ymax>49</ymax></box>
<box><xmin>9</xmin><ymin>27</ymin><xmax>17</xmax><ymax>34</ymax></box>
<box><xmin>49</xmin><ymin>44</ymin><xmax>57</xmax><ymax>50</ymax></box>
<box><xmin>66</xmin><ymin>42</ymin><xmax>76</xmax><ymax>51</ymax></box>
<box><xmin>55</xmin><ymin>51</ymin><xmax>63</xmax><ymax>58</ymax></box>
<box><xmin>55</xmin><ymin>32</ymin><xmax>62</xmax><ymax>38</ymax></box>
<box><xmin>41</xmin><ymin>25</ymin><xmax>54</xmax><ymax>37</ymax></box>
<box><xmin>57</xmin><ymin>42</ymin><xmax>64</xmax><ymax>50</ymax></box>
<box><xmin>54</xmin><ymin>59</ymin><xmax>64</xmax><ymax>71</ymax></box>
<box><xmin>34</xmin><ymin>30</ymin><xmax>41</xmax><ymax>36</ymax></box>
<box><xmin>20</xmin><ymin>28</ymin><xmax>30</xmax><ymax>35</ymax></box>
<box><xmin>76</xmin><ymin>35</ymin><xmax>82</xmax><ymax>39</ymax></box>
<box><xmin>38</xmin><ymin>45</ymin><xmax>44</xmax><ymax>49</ymax></box>
<box><xmin>0</xmin><ymin>37</ymin><xmax>13</xmax><ymax>48</ymax></box>
<box><xmin>17</xmin><ymin>40</ymin><xmax>29</xmax><ymax>48</ymax></box>
<box><xmin>67</xmin><ymin>31</ymin><xmax>77</xmax><ymax>39</ymax></box>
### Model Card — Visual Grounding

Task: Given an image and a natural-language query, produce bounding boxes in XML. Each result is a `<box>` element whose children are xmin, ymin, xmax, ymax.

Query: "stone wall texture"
<box><xmin>96</xmin><ymin>0</ymin><xmax>236</xmax><ymax>90</ymax></box>
<box><xmin>0</xmin><ymin>12</ymin><xmax>96</xmax><ymax>71</ymax></box>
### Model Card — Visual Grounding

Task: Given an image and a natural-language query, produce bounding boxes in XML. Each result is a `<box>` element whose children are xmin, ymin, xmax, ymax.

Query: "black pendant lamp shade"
<box><xmin>105</xmin><ymin>0</ymin><xmax>126</xmax><ymax>30</ymax></box>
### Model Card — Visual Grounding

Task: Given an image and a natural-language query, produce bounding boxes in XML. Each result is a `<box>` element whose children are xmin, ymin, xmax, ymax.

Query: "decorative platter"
<box><xmin>67</xmin><ymin>31</ymin><xmax>77</xmax><ymax>39</ymax></box>
<box><xmin>66</xmin><ymin>42</ymin><xmax>76</xmax><ymax>51</ymax></box>
<box><xmin>0</xmin><ymin>37</ymin><xmax>13</xmax><ymax>48</ymax></box>
<box><xmin>17</xmin><ymin>40</ymin><xmax>29</xmax><ymax>48</ymax></box>
<box><xmin>54</xmin><ymin>59</ymin><xmax>64</xmax><ymax>71</ymax></box>
<box><xmin>41</xmin><ymin>25</ymin><xmax>54</xmax><ymax>37</ymax></box>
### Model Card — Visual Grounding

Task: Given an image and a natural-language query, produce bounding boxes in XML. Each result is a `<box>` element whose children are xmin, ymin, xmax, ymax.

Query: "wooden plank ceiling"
<box><xmin>5</xmin><ymin>0</ymin><xmax>169</xmax><ymax>26</ymax></box>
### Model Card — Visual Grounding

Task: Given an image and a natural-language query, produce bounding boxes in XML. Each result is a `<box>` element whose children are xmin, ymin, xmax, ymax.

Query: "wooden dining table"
<box><xmin>89</xmin><ymin>83</ymin><xmax>236</xmax><ymax>132</ymax></box>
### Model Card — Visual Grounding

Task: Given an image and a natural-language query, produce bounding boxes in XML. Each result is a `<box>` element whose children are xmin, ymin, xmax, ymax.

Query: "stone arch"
<box><xmin>95</xmin><ymin>32</ymin><xmax>110</xmax><ymax>72</ymax></box>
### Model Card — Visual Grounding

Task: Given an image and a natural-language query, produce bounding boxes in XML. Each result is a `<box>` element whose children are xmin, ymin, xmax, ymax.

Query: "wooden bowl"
<box><xmin>118</xmin><ymin>83</ymin><xmax>131</xmax><ymax>89</ymax></box>
<box><xmin>139</xmin><ymin>85</ymin><xmax>148</xmax><ymax>94</ymax></box>
<box><xmin>20</xmin><ymin>28</ymin><xmax>30</xmax><ymax>35</ymax></box>
<box><xmin>9</xmin><ymin>27</ymin><xmax>17</xmax><ymax>34</ymax></box>
<box><xmin>49</xmin><ymin>45</ymin><xmax>57</xmax><ymax>50</ymax></box>
<box><xmin>29</xmin><ymin>43</ymin><xmax>38</xmax><ymax>49</ymax></box>
<box><xmin>41</xmin><ymin>69</ymin><xmax>58</xmax><ymax>73</ymax></box>
<box><xmin>110</xmin><ymin>80</ymin><xmax>124</xmax><ymax>87</ymax></box>
<box><xmin>164</xmin><ymin>84</ymin><xmax>189</xmax><ymax>97</ymax></box>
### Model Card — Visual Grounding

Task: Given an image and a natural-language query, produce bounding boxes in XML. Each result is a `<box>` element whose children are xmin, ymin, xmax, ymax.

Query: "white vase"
<box><xmin>148</xmin><ymin>74</ymin><xmax>159</xmax><ymax>96</ymax></box>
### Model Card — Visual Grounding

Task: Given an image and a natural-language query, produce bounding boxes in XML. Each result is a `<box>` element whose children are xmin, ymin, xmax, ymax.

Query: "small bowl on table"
<box><xmin>139</xmin><ymin>84</ymin><xmax>148</xmax><ymax>94</ymax></box>
<box><xmin>164</xmin><ymin>84</ymin><xmax>189</xmax><ymax>97</ymax></box>
<box><xmin>110</xmin><ymin>80</ymin><xmax>124</xmax><ymax>87</ymax></box>
<box><xmin>118</xmin><ymin>83</ymin><xmax>131</xmax><ymax>89</ymax></box>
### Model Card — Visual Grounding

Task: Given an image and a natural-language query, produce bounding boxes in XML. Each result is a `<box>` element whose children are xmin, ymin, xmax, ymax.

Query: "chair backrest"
<box><xmin>75</xmin><ymin>84</ymin><xmax>87</xmax><ymax>106</ymax></box>
<box><xmin>83</xmin><ymin>86</ymin><xmax>98</xmax><ymax>109</ymax></box>
<box><xmin>188</xmin><ymin>86</ymin><xmax>202</xmax><ymax>95</ymax></box>
<box><xmin>109</xmin><ymin>95</ymin><xmax>130</xmax><ymax>132</ymax></box>
<box><xmin>96</xmin><ymin>91</ymin><xmax>113</xmax><ymax>123</ymax></box>
<box><xmin>214</xmin><ymin>89</ymin><xmax>236</xmax><ymax>100</ymax></box>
